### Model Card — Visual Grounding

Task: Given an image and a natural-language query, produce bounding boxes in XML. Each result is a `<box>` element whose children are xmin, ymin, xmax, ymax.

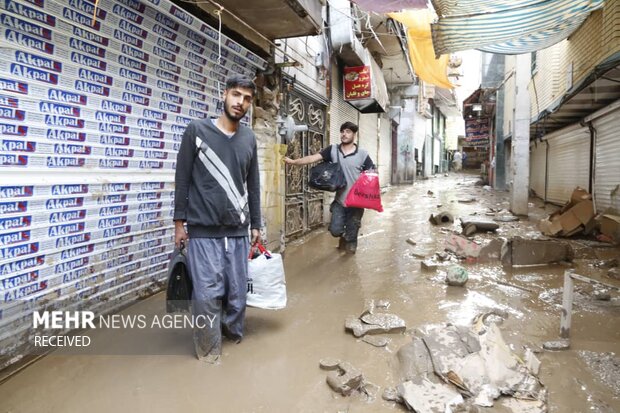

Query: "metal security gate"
<box><xmin>530</xmin><ymin>141</ymin><xmax>547</xmax><ymax>199</ymax></box>
<box><xmin>546</xmin><ymin>123</ymin><xmax>590</xmax><ymax>204</ymax></box>
<box><xmin>592</xmin><ymin>106</ymin><xmax>620</xmax><ymax>212</ymax></box>
<box><xmin>283</xmin><ymin>89</ymin><xmax>326</xmax><ymax>238</ymax></box>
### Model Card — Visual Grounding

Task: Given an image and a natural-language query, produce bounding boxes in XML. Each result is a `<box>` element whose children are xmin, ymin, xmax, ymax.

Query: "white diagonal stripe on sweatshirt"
<box><xmin>195</xmin><ymin>137</ymin><xmax>247</xmax><ymax>222</ymax></box>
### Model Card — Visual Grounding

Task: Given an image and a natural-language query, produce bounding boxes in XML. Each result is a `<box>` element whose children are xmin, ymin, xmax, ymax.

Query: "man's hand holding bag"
<box><xmin>246</xmin><ymin>243</ymin><xmax>287</xmax><ymax>310</ymax></box>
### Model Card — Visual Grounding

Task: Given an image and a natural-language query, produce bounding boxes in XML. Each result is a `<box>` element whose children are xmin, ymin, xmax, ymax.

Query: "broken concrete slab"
<box><xmin>478</xmin><ymin>238</ymin><xmax>507</xmax><ymax>262</ymax></box>
<box><xmin>345</xmin><ymin>312</ymin><xmax>406</xmax><ymax>337</ymax></box>
<box><xmin>542</xmin><ymin>339</ymin><xmax>570</xmax><ymax>351</ymax></box>
<box><xmin>382</xmin><ymin>387</ymin><xmax>402</xmax><ymax>402</ymax></box>
<box><xmin>445</xmin><ymin>234</ymin><xmax>482</xmax><ymax>258</ymax></box>
<box><xmin>398</xmin><ymin>378</ymin><xmax>464</xmax><ymax>413</ymax></box>
<box><xmin>396</xmin><ymin>337</ymin><xmax>435</xmax><ymax>381</ymax></box>
<box><xmin>319</xmin><ymin>357</ymin><xmax>341</xmax><ymax>370</ymax></box>
<box><xmin>361</xmin><ymin>335</ymin><xmax>390</xmax><ymax>347</ymax></box>
<box><xmin>429</xmin><ymin>211</ymin><xmax>454</xmax><ymax>225</ymax></box>
<box><xmin>494</xmin><ymin>215</ymin><xmax>520</xmax><ymax>222</ymax></box>
<box><xmin>325</xmin><ymin>361</ymin><xmax>364</xmax><ymax>396</ymax></box>
<box><xmin>460</xmin><ymin>216</ymin><xmax>500</xmax><ymax>236</ymax></box>
<box><xmin>502</xmin><ymin>237</ymin><xmax>573</xmax><ymax>266</ymax></box>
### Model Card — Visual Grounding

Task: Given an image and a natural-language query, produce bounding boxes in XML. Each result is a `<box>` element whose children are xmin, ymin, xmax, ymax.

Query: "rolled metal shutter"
<box><xmin>593</xmin><ymin>107</ymin><xmax>620</xmax><ymax>212</ymax></box>
<box><xmin>359</xmin><ymin>113</ymin><xmax>378</xmax><ymax>167</ymax></box>
<box><xmin>329</xmin><ymin>63</ymin><xmax>358</xmax><ymax>146</ymax></box>
<box><xmin>378</xmin><ymin>114</ymin><xmax>391</xmax><ymax>187</ymax></box>
<box><xmin>529</xmin><ymin>141</ymin><xmax>547</xmax><ymax>199</ymax></box>
<box><xmin>546</xmin><ymin>124</ymin><xmax>590</xmax><ymax>204</ymax></box>
<box><xmin>0</xmin><ymin>0</ymin><xmax>266</xmax><ymax>367</ymax></box>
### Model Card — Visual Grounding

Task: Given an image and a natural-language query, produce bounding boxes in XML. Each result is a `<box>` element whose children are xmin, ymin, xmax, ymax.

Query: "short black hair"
<box><xmin>225</xmin><ymin>75</ymin><xmax>256</xmax><ymax>96</ymax></box>
<box><xmin>340</xmin><ymin>121</ymin><xmax>358</xmax><ymax>133</ymax></box>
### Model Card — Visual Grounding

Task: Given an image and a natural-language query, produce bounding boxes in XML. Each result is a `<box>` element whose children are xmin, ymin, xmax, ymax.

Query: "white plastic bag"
<box><xmin>246</xmin><ymin>244</ymin><xmax>287</xmax><ymax>309</ymax></box>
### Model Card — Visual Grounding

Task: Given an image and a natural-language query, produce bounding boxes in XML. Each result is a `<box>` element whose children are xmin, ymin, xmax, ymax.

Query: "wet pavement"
<box><xmin>0</xmin><ymin>173</ymin><xmax>619</xmax><ymax>412</ymax></box>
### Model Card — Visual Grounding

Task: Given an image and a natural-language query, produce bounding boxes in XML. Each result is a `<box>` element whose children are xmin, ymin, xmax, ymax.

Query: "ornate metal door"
<box><xmin>283</xmin><ymin>89</ymin><xmax>326</xmax><ymax>238</ymax></box>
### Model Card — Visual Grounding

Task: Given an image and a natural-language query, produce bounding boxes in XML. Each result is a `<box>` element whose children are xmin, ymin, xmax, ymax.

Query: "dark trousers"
<box><xmin>328</xmin><ymin>201</ymin><xmax>364</xmax><ymax>244</ymax></box>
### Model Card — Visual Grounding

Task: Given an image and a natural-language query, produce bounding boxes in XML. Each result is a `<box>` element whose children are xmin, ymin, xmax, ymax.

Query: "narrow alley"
<box><xmin>1</xmin><ymin>173</ymin><xmax>618</xmax><ymax>413</ymax></box>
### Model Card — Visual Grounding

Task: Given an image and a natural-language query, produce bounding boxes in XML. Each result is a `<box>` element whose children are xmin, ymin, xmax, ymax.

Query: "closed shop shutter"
<box><xmin>359</xmin><ymin>113</ymin><xmax>378</xmax><ymax>167</ymax></box>
<box><xmin>330</xmin><ymin>63</ymin><xmax>358</xmax><ymax>146</ymax></box>
<box><xmin>378</xmin><ymin>114</ymin><xmax>391</xmax><ymax>187</ymax></box>
<box><xmin>0</xmin><ymin>0</ymin><xmax>266</xmax><ymax>365</ymax></box>
<box><xmin>546</xmin><ymin>124</ymin><xmax>590</xmax><ymax>204</ymax></box>
<box><xmin>593</xmin><ymin>107</ymin><xmax>620</xmax><ymax>212</ymax></box>
<box><xmin>529</xmin><ymin>141</ymin><xmax>547</xmax><ymax>199</ymax></box>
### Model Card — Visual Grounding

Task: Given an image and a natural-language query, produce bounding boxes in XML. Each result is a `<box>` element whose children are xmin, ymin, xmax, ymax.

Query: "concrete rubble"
<box><xmin>460</xmin><ymin>216</ymin><xmax>499</xmax><ymax>236</ymax></box>
<box><xmin>322</xmin><ymin>360</ymin><xmax>365</xmax><ymax>396</ymax></box>
<box><xmin>391</xmin><ymin>321</ymin><xmax>547</xmax><ymax>412</ymax></box>
<box><xmin>345</xmin><ymin>300</ymin><xmax>406</xmax><ymax>338</ymax></box>
<box><xmin>429</xmin><ymin>212</ymin><xmax>455</xmax><ymax>225</ymax></box>
<box><xmin>502</xmin><ymin>237</ymin><xmax>573</xmax><ymax>266</ymax></box>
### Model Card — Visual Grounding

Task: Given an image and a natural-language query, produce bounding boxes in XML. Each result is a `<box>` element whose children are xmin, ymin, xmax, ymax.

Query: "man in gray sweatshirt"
<box><xmin>174</xmin><ymin>76</ymin><xmax>261</xmax><ymax>363</ymax></box>
<box><xmin>284</xmin><ymin>121</ymin><xmax>374</xmax><ymax>254</ymax></box>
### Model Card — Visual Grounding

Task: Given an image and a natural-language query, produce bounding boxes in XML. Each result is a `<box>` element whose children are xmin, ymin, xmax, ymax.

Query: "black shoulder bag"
<box><xmin>308</xmin><ymin>145</ymin><xmax>346</xmax><ymax>192</ymax></box>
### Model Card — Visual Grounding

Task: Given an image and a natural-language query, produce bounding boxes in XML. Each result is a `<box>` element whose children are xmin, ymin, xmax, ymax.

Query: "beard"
<box><xmin>224</xmin><ymin>101</ymin><xmax>247</xmax><ymax>121</ymax></box>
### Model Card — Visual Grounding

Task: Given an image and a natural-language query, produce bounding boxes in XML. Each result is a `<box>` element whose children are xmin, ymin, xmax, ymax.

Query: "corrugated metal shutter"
<box><xmin>593</xmin><ymin>107</ymin><xmax>620</xmax><ymax>212</ymax></box>
<box><xmin>433</xmin><ymin>137</ymin><xmax>441</xmax><ymax>168</ymax></box>
<box><xmin>0</xmin><ymin>0</ymin><xmax>266</xmax><ymax>366</ymax></box>
<box><xmin>330</xmin><ymin>63</ymin><xmax>358</xmax><ymax>146</ymax></box>
<box><xmin>378</xmin><ymin>114</ymin><xmax>391</xmax><ymax>187</ymax></box>
<box><xmin>359</xmin><ymin>113</ymin><xmax>378</xmax><ymax>167</ymax></box>
<box><xmin>546</xmin><ymin>124</ymin><xmax>590</xmax><ymax>204</ymax></box>
<box><xmin>529</xmin><ymin>141</ymin><xmax>546</xmax><ymax>199</ymax></box>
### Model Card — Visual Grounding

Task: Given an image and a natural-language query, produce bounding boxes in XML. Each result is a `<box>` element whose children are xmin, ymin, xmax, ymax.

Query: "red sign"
<box><xmin>343</xmin><ymin>66</ymin><xmax>371</xmax><ymax>101</ymax></box>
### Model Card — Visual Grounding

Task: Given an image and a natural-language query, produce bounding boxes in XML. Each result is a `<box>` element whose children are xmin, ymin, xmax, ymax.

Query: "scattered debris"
<box><xmin>445</xmin><ymin>265</ymin><xmax>468</xmax><ymax>286</ymax></box>
<box><xmin>396</xmin><ymin>337</ymin><xmax>434</xmax><ymax>381</ymax></box>
<box><xmin>478</xmin><ymin>238</ymin><xmax>507</xmax><ymax>262</ymax></box>
<box><xmin>578</xmin><ymin>351</ymin><xmax>620</xmax><ymax>397</ymax></box>
<box><xmin>597</xmin><ymin>214</ymin><xmax>620</xmax><ymax>243</ymax></box>
<box><xmin>503</xmin><ymin>237</ymin><xmax>573</xmax><ymax>266</ymax></box>
<box><xmin>382</xmin><ymin>387</ymin><xmax>402</xmax><ymax>403</ymax></box>
<box><xmin>345</xmin><ymin>310</ymin><xmax>406</xmax><ymax>338</ymax></box>
<box><xmin>405</xmin><ymin>238</ymin><xmax>417</xmax><ymax>246</ymax></box>
<box><xmin>362</xmin><ymin>335</ymin><xmax>390</xmax><ymax>347</ymax></box>
<box><xmin>429</xmin><ymin>211</ymin><xmax>454</xmax><ymax>225</ymax></box>
<box><xmin>593</xmin><ymin>258</ymin><xmax>619</xmax><ymax>268</ymax></box>
<box><xmin>325</xmin><ymin>361</ymin><xmax>365</xmax><ymax>396</ymax></box>
<box><xmin>542</xmin><ymin>339</ymin><xmax>570</xmax><ymax>351</ymax></box>
<box><xmin>398</xmin><ymin>378</ymin><xmax>464</xmax><ymax>412</ymax></box>
<box><xmin>445</xmin><ymin>234</ymin><xmax>482</xmax><ymax>258</ymax></box>
<box><xmin>460</xmin><ymin>216</ymin><xmax>499</xmax><ymax>236</ymax></box>
<box><xmin>608</xmin><ymin>268</ymin><xmax>620</xmax><ymax>280</ymax></box>
<box><xmin>457</xmin><ymin>198</ymin><xmax>476</xmax><ymax>204</ymax></box>
<box><xmin>592</xmin><ymin>289</ymin><xmax>611</xmax><ymax>301</ymax></box>
<box><xmin>427</xmin><ymin>190</ymin><xmax>434</xmax><ymax>196</ymax></box>
<box><xmin>539</xmin><ymin>187</ymin><xmax>595</xmax><ymax>238</ymax></box>
<box><xmin>411</xmin><ymin>252</ymin><xmax>426</xmax><ymax>259</ymax></box>
<box><xmin>494</xmin><ymin>214</ymin><xmax>520</xmax><ymax>222</ymax></box>
<box><xmin>319</xmin><ymin>357</ymin><xmax>342</xmax><ymax>370</ymax></box>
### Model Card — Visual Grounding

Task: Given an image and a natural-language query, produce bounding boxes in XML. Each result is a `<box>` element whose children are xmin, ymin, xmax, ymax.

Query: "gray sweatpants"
<box><xmin>187</xmin><ymin>236</ymin><xmax>250</xmax><ymax>359</ymax></box>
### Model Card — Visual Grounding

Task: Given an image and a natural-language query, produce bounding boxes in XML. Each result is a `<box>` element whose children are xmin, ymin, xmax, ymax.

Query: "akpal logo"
<box><xmin>79</xmin><ymin>68</ymin><xmax>112</xmax><ymax>86</ymax></box>
<box><xmin>158</xmin><ymin>101</ymin><xmax>180</xmax><ymax>114</ymax></box>
<box><xmin>189</xmin><ymin>72</ymin><xmax>206</xmax><ymax>84</ymax></box>
<box><xmin>1</xmin><ymin>140</ymin><xmax>36</xmax><ymax>152</ymax></box>
<box><xmin>154</xmin><ymin>12</ymin><xmax>178</xmax><ymax>31</ymax></box>
<box><xmin>155</xmin><ymin>69</ymin><xmax>178</xmax><ymax>83</ymax></box>
<box><xmin>169</xmin><ymin>5</ymin><xmax>193</xmax><ymax>25</ymax></box>
<box><xmin>0</xmin><ymin>154</ymin><xmax>28</xmax><ymax>166</ymax></box>
<box><xmin>142</xmin><ymin>109</ymin><xmax>166</xmax><ymax>121</ymax></box>
<box><xmin>144</xmin><ymin>151</ymin><xmax>167</xmax><ymax>160</ymax></box>
<box><xmin>39</xmin><ymin>102</ymin><xmax>80</xmax><ymax>117</ymax></box>
<box><xmin>101</xmin><ymin>100</ymin><xmax>131</xmax><ymax>114</ymax></box>
<box><xmin>117</xmin><ymin>0</ymin><xmax>145</xmax><ymax>13</ymax></box>
<box><xmin>96</xmin><ymin>194</ymin><xmax>126</xmax><ymax>204</ymax></box>
<box><xmin>156</xmin><ymin>37</ymin><xmax>180</xmax><ymax>53</ymax></box>
<box><xmin>121</xmin><ymin>44</ymin><xmax>148</xmax><ymax>62</ymax></box>
<box><xmin>48</xmin><ymin>222</ymin><xmax>85</xmax><ymax>237</ymax></box>
<box><xmin>99</xmin><ymin>159</ymin><xmax>129</xmax><ymax>168</ymax></box>
<box><xmin>95</xmin><ymin>111</ymin><xmax>125</xmax><ymax>124</ymax></box>
<box><xmin>4</xmin><ymin>280</ymin><xmax>47</xmax><ymax>302</ymax></box>
<box><xmin>0</xmin><ymin>270</ymin><xmax>38</xmax><ymax>290</ymax></box>
<box><xmin>104</xmin><ymin>147</ymin><xmax>133</xmax><ymax>157</ymax></box>
<box><xmin>184</xmin><ymin>40</ymin><xmax>204</xmax><ymax>55</ymax></box>
<box><xmin>0</xmin><ymin>242</ymin><xmax>39</xmax><ymax>260</ymax></box>
<box><xmin>60</xmin><ymin>244</ymin><xmax>94</xmax><ymax>260</ymax></box>
<box><xmin>141</xmin><ymin>182</ymin><xmax>164</xmax><ymax>190</ymax></box>
<box><xmin>47</xmin><ymin>129</ymin><xmax>86</xmax><ymax>142</ymax></box>
<box><xmin>137</xmin><ymin>192</ymin><xmax>161</xmax><ymax>201</ymax></box>
<box><xmin>0</xmin><ymin>107</ymin><xmax>25</xmax><ymax>121</ymax></box>
<box><xmin>53</xmin><ymin>143</ymin><xmax>91</xmax><ymax>155</ymax></box>
<box><xmin>54</xmin><ymin>256</ymin><xmax>89</xmax><ymax>274</ymax></box>
<box><xmin>0</xmin><ymin>215</ymin><xmax>31</xmax><ymax>230</ymax></box>
<box><xmin>139</xmin><ymin>129</ymin><xmax>163</xmax><ymax>139</ymax></box>
<box><xmin>98</xmin><ymin>216</ymin><xmax>127</xmax><ymax>229</ymax></box>
<box><xmin>124</xmin><ymin>81</ymin><xmax>151</xmax><ymax>96</ymax></box>
<box><xmin>139</xmin><ymin>160</ymin><xmax>163</xmax><ymax>169</ymax></box>
<box><xmin>187</xmin><ymin>89</ymin><xmax>205</xmax><ymax>100</ymax></box>
<box><xmin>121</xmin><ymin>92</ymin><xmax>149</xmax><ymax>106</ymax></box>
<box><xmin>51</xmin><ymin>184</ymin><xmax>87</xmax><ymax>195</ymax></box>
<box><xmin>48</xmin><ymin>89</ymin><xmax>87</xmax><ymax>105</ymax></box>
<box><xmin>174</xmin><ymin>117</ymin><xmax>191</xmax><ymax>127</ymax></box>
<box><xmin>188</xmin><ymin>109</ymin><xmax>207</xmax><ymax>119</ymax></box>
<box><xmin>161</xmin><ymin>91</ymin><xmax>182</xmax><ymax>103</ymax></box>
<box><xmin>0</xmin><ymin>201</ymin><xmax>27</xmax><ymax>214</ymax></box>
<box><xmin>183</xmin><ymin>59</ymin><xmax>202</xmax><ymax>74</ymax></box>
<box><xmin>186</xmin><ymin>29</ymin><xmax>206</xmax><ymax>46</ymax></box>
<box><xmin>137</xmin><ymin>118</ymin><xmax>161</xmax><ymax>130</ymax></box>
<box><xmin>98</xmin><ymin>123</ymin><xmax>128</xmax><ymax>134</ymax></box>
<box><xmin>138</xmin><ymin>201</ymin><xmax>162</xmax><ymax>211</ymax></box>
<box><xmin>45</xmin><ymin>197</ymin><xmax>84</xmax><ymax>210</ymax></box>
<box><xmin>113</xmin><ymin>29</ymin><xmax>142</xmax><ymax>48</ymax></box>
<box><xmin>55</xmin><ymin>232</ymin><xmax>91</xmax><ymax>249</ymax></box>
<box><xmin>185</xmin><ymin>79</ymin><xmax>204</xmax><ymax>93</ymax></box>
<box><xmin>14</xmin><ymin>50</ymin><xmax>61</xmax><ymax>71</ymax></box>
<box><xmin>105</xmin><ymin>234</ymin><xmax>133</xmax><ymax>249</ymax></box>
<box><xmin>0</xmin><ymin>78</ymin><xmax>28</xmax><ymax>94</ymax></box>
<box><xmin>102</xmin><ymin>225</ymin><xmax>130</xmax><ymax>238</ymax></box>
<box><xmin>191</xmin><ymin>101</ymin><xmax>208</xmax><ymax>112</ymax></box>
<box><xmin>113</xmin><ymin>5</ymin><xmax>143</xmax><ymax>24</ymax></box>
<box><xmin>67</xmin><ymin>0</ymin><xmax>107</xmax><ymax>20</ymax></box>
<box><xmin>49</xmin><ymin>209</ymin><xmax>86</xmax><ymax>223</ymax></box>
<box><xmin>152</xmin><ymin>47</ymin><xmax>175</xmax><ymax>64</ymax></box>
<box><xmin>158</xmin><ymin>59</ymin><xmax>180</xmax><ymax>74</ymax></box>
<box><xmin>0</xmin><ymin>230</ymin><xmax>31</xmax><ymax>246</ymax></box>
<box><xmin>45</xmin><ymin>115</ymin><xmax>84</xmax><ymax>128</ymax></box>
<box><xmin>117</xmin><ymin>55</ymin><xmax>145</xmax><ymax>72</ymax></box>
<box><xmin>119</xmin><ymin>68</ymin><xmax>147</xmax><ymax>84</ymax></box>
<box><xmin>137</xmin><ymin>211</ymin><xmax>161</xmax><ymax>222</ymax></box>
<box><xmin>70</xmin><ymin>51</ymin><xmax>106</xmax><ymax>71</ymax></box>
<box><xmin>0</xmin><ymin>256</ymin><xmax>44</xmax><ymax>277</ymax></box>
<box><xmin>4</xmin><ymin>1</ymin><xmax>56</xmax><ymax>26</ymax></box>
<box><xmin>0</xmin><ymin>185</ymin><xmax>33</xmax><ymax>198</ymax></box>
<box><xmin>0</xmin><ymin>123</ymin><xmax>27</xmax><ymax>136</ymax></box>
<box><xmin>186</xmin><ymin>51</ymin><xmax>207</xmax><ymax>66</ymax></box>
<box><xmin>69</xmin><ymin>38</ymin><xmax>105</xmax><ymax>58</ymax></box>
<box><xmin>10</xmin><ymin>64</ymin><xmax>57</xmax><ymax>84</ymax></box>
<box><xmin>46</xmin><ymin>156</ymin><xmax>86</xmax><ymax>167</ymax></box>
<box><xmin>152</xmin><ymin>24</ymin><xmax>176</xmax><ymax>41</ymax></box>
<box><xmin>118</xmin><ymin>19</ymin><xmax>146</xmax><ymax>39</ymax></box>
<box><xmin>72</xmin><ymin>26</ymin><xmax>108</xmax><ymax>46</ymax></box>
<box><xmin>102</xmin><ymin>183</ymin><xmax>131</xmax><ymax>192</ymax></box>
<box><xmin>2</xmin><ymin>16</ymin><xmax>52</xmax><ymax>40</ymax></box>
<box><xmin>75</xmin><ymin>80</ymin><xmax>109</xmax><ymax>96</ymax></box>
<box><xmin>99</xmin><ymin>135</ymin><xmax>129</xmax><ymax>146</ymax></box>
<box><xmin>62</xmin><ymin>8</ymin><xmax>101</xmax><ymax>31</ymax></box>
<box><xmin>99</xmin><ymin>205</ymin><xmax>128</xmax><ymax>216</ymax></box>
<box><xmin>156</xmin><ymin>80</ymin><xmax>178</xmax><ymax>93</ymax></box>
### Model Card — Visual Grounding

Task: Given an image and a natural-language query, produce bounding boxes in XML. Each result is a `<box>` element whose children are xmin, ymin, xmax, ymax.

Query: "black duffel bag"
<box><xmin>166</xmin><ymin>242</ymin><xmax>193</xmax><ymax>313</ymax></box>
<box><xmin>308</xmin><ymin>145</ymin><xmax>345</xmax><ymax>192</ymax></box>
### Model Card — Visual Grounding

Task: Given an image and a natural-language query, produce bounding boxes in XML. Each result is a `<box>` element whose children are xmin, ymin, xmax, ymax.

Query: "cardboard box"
<box><xmin>598</xmin><ymin>214</ymin><xmax>620</xmax><ymax>240</ymax></box>
<box><xmin>570</xmin><ymin>187</ymin><xmax>591</xmax><ymax>204</ymax></box>
<box><xmin>570</xmin><ymin>200</ymin><xmax>595</xmax><ymax>226</ymax></box>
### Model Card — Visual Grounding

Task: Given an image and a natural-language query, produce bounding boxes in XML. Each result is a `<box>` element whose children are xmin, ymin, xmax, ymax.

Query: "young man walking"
<box><xmin>284</xmin><ymin>121</ymin><xmax>374</xmax><ymax>254</ymax></box>
<box><xmin>173</xmin><ymin>76</ymin><xmax>261</xmax><ymax>363</ymax></box>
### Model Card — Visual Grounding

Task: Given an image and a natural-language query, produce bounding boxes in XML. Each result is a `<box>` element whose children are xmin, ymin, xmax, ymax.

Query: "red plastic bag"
<box><xmin>344</xmin><ymin>171</ymin><xmax>383</xmax><ymax>212</ymax></box>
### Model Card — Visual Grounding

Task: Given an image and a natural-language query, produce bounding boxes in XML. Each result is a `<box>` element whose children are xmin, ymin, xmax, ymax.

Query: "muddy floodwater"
<box><xmin>1</xmin><ymin>174</ymin><xmax>619</xmax><ymax>412</ymax></box>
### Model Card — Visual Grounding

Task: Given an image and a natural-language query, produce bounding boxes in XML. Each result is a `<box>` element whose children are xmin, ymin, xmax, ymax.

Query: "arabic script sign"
<box><xmin>344</xmin><ymin>66</ymin><xmax>371</xmax><ymax>101</ymax></box>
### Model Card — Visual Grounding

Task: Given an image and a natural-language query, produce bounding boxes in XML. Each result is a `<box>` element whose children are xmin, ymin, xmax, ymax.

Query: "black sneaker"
<box><xmin>337</xmin><ymin>237</ymin><xmax>346</xmax><ymax>250</ymax></box>
<box><xmin>345</xmin><ymin>241</ymin><xmax>357</xmax><ymax>254</ymax></box>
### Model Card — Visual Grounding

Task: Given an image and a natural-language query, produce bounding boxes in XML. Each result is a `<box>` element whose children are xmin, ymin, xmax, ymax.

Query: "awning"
<box><xmin>431</xmin><ymin>0</ymin><xmax>605</xmax><ymax>56</ymax></box>
<box><xmin>352</xmin><ymin>0</ymin><xmax>427</xmax><ymax>13</ymax></box>
<box><xmin>390</xmin><ymin>10</ymin><xmax>454</xmax><ymax>89</ymax></box>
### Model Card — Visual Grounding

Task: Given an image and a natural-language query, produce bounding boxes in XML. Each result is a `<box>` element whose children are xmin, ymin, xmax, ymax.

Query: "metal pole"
<box><xmin>560</xmin><ymin>269</ymin><xmax>575</xmax><ymax>339</ymax></box>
